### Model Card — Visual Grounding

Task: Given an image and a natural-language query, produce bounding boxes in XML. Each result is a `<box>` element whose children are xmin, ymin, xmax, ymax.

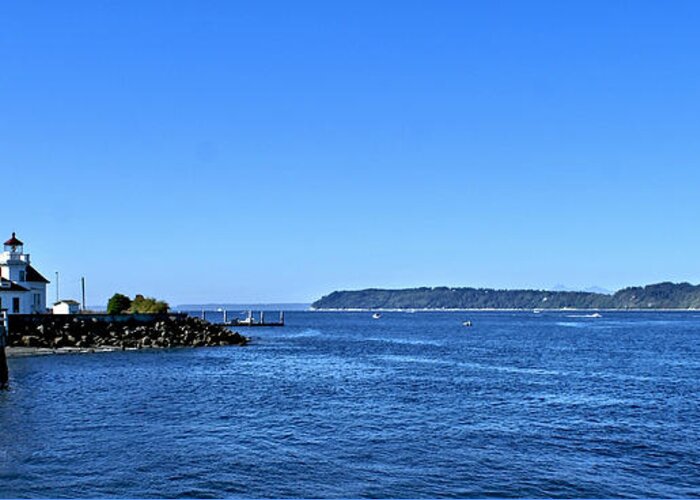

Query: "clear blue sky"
<box><xmin>2</xmin><ymin>1</ymin><xmax>700</xmax><ymax>305</ymax></box>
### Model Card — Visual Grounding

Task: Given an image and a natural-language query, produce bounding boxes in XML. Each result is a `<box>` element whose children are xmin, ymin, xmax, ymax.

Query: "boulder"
<box><xmin>20</xmin><ymin>335</ymin><xmax>41</xmax><ymax>348</ymax></box>
<box><xmin>10</xmin><ymin>315</ymin><xmax>248</xmax><ymax>351</ymax></box>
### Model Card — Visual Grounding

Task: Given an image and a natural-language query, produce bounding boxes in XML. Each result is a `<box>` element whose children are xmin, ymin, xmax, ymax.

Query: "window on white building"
<box><xmin>19</xmin><ymin>271</ymin><xmax>26</xmax><ymax>281</ymax></box>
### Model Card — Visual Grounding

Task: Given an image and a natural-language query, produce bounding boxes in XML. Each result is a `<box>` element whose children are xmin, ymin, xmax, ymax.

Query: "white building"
<box><xmin>0</xmin><ymin>233</ymin><xmax>49</xmax><ymax>314</ymax></box>
<box><xmin>53</xmin><ymin>300</ymin><xmax>81</xmax><ymax>315</ymax></box>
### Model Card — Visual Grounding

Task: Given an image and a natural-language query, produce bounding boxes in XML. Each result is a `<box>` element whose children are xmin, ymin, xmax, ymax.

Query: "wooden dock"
<box><xmin>215</xmin><ymin>310</ymin><xmax>285</xmax><ymax>328</ymax></box>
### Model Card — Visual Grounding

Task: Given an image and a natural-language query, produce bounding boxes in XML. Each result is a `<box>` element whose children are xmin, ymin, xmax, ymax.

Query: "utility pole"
<box><xmin>55</xmin><ymin>271</ymin><xmax>60</xmax><ymax>303</ymax></box>
<box><xmin>81</xmin><ymin>277</ymin><xmax>86</xmax><ymax>311</ymax></box>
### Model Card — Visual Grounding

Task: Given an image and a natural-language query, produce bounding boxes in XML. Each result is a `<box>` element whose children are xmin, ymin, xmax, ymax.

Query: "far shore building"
<box><xmin>0</xmin><ymin>233</ymin><xmax>49</xmax><ymax>314</ymax></box>
<box><xmin>53</xmin><ymin>300</ymin><xmax>80</xmax><ymax>315</ymax></box>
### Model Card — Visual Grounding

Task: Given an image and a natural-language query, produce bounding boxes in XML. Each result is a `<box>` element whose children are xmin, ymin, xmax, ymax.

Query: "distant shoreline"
<box><xmin>311</xmin><ymin>283</ymin><xmax>700</xmax><ymax>310</ymax></box>
<box><xmin>175</xmin><ymin>303</ymin><xmax>310</xmax><ymax>312</ymax></box>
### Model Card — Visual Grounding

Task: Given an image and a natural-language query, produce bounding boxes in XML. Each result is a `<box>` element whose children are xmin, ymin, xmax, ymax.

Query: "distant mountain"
<box><xmin>311</xmin><ymin>282</ymin><xmax>700</xmax><ymax>310</ymax></box>
<box><xmin>550</xmin><ymin>284</ymin><xmax>612</xmax><ymax>295</ymax></box>
<box><xmin>175</xmin><ymin>303</ymin><xmax>310</xmax><ymax>311</ymax></box>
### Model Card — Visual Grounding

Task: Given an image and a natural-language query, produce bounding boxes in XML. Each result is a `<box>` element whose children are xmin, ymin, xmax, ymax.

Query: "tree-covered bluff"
<box><xmin>311</xmin><ymin>282</ymin><xmax>700</xmax><ymax>310</ymax></box>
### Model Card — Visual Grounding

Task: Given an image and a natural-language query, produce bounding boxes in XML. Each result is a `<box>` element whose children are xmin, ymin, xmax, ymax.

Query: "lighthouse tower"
<box><xmin>0</xmin><ymin>233</ymin><xmax>49</xmax><ymax>314</ymax></box>
<box><xmin>0</xmin><ymin>233</ymin><xmax>29</xmax><ymax>282</ymax></box>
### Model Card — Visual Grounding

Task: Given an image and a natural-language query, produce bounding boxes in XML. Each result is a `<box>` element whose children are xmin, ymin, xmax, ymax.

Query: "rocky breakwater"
<box><xmin>9</xmin><ymin>315</ymin><xmax>248</xmax><ymax>351</ymax></box>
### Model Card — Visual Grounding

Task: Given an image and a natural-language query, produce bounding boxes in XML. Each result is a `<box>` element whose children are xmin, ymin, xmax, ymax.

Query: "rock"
<box><xmin>20</xmin><ymin>335</ymin><xmax>41</xmax><ymax>348</ymax></box>
<box><xmin>8</xmin><ymin>315</ymin><xmax>248</xmax><ymax>351</ymax></box>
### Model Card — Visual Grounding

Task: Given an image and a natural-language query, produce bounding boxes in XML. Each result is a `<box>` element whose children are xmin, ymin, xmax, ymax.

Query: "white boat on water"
<box><xmin>463</xmin><ymin>320</ymin><xmax>473</xmax><ymax>327</ymax></box>
<box><xmin>566</xmin><ymin>312</ymin><xmax>603</xmax><ymax>319</ymax></box>
<box><xmin>237</xmin><ymin>310</ymin><xmax>255</xmax><ymax>325</ymax></box>
<box><xmin>533</xmin><ymin>309</ymin><xmax>542</xmax><ymax>314</ymax></box>
<box><xmin>372</xmin><ymin>313</ymin><xmax>382</xmax><ymax>319</ymax></box>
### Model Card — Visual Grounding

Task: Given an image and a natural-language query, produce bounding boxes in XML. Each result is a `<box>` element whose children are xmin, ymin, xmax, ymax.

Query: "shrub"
<box><xmin>128</xmin><ymin>294</ymin><xmax>169</xmax><ymax>314</ymax></box>
<box><xmin>107</xmin><ymin>293</ymin><xmax>132</xmax><ymax>314</ymax></box>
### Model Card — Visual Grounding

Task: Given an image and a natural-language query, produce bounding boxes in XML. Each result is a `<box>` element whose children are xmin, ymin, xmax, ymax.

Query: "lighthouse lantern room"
<box><xmin>0</xmin><ymin>233</ymin><xmax>49</xmax><ymax>314</ymax></box>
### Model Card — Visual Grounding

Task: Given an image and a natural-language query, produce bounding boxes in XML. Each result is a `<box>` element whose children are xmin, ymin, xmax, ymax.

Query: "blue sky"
<box><xmin>2</xmin><ymin>1</ymin><xmax>700</xmax><ymax>305</ymax></box>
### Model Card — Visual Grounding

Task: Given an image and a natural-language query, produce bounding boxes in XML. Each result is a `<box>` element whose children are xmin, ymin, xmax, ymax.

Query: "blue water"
<box><xmin>1</xmin><ymin>311</ymin><xmax>700</xmax><ymax>498</ymax></box>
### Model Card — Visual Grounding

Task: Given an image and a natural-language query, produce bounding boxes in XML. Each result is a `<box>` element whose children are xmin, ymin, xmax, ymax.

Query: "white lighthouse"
<box><xmin>0</xmin><ymin>233</ymin><xmax>49</xmax><ymax>314</ymax></box>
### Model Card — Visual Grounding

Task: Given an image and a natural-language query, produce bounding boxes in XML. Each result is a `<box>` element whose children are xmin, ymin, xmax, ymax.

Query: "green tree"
<box><xmin>107</xmin><ymin>293</ymin><xmax>132</xmax><ymax>314</ymax></box>
<box><xmin>128</xmin><ymin>294</ymin><xmax>169</xmax><ymax>314</ymax></box>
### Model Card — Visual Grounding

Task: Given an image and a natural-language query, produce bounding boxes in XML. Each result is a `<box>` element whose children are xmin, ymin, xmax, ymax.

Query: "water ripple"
<box><xmin>1</xmin><ymin>311</ymin><xmax>700</xmax><ymax>497</ymax></box>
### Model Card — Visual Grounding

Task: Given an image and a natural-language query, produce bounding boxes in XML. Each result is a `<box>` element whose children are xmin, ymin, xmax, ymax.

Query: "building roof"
<box><xmin>54</xmin><ymin>300</ymin><xmax>80</xmax><ymax>306</ymax></box>
<box><xmin>26</xmin><ymin>265</ymin><xmax>50</xmax><ymax>283</ymax></box>
<box><xmin>0</xmin><ymin>277</ymin><xmax>29</xmax><ymax>292</ymax></box>
<box><xmin>4</xmin><ymin>232</ymin><xmax>23</xmax><ymax>246</ymax></box>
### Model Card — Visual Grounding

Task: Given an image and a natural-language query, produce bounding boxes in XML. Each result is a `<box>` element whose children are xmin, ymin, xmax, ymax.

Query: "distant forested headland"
<box><xmin>311</xmin><ymin>282</ymin><xmax>700</xmax><ymax>310</ymax></box>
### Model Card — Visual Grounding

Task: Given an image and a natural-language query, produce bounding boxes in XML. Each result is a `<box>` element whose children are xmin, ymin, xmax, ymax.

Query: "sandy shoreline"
<box><xmin>6</xmin><ymin>346</ymin><xmax>125</xmax><ymax>358</ymax></box>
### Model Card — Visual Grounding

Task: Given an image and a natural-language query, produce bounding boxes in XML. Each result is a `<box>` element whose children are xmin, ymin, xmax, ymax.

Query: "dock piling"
<box><xmin>0</xmin><ymin>347</ymin><xmax>7</xmax><ymax>389</ymax></box>
<box><xmin>1</xmin><ymin>312</ymin><xmax>8</xmax><ymax>389</ymax></box>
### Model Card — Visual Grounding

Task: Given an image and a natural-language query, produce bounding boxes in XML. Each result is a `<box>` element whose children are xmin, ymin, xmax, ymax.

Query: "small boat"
<box><xmin>372</xmin><ymin>313</ymin><xmax>382</xmax><ymax>319</ymax></box>
<box><xmin>237</xmin><ymin>310</ymin><xmax>255</xmax><ymax>325</ymax></box>
<box><xmin>533</xmin><ymin>309</ymin><xmax>542</xmax><ymax>314</ymax></box>
<box><xmin>463</xmin><ymin>320</ymin><xmax>473</xmax><ymax>327</ymax></box>
<box><xmin>590</xmin><ymin>313</ymin><xmax>602</xmax><ymax>318</ymax></box>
